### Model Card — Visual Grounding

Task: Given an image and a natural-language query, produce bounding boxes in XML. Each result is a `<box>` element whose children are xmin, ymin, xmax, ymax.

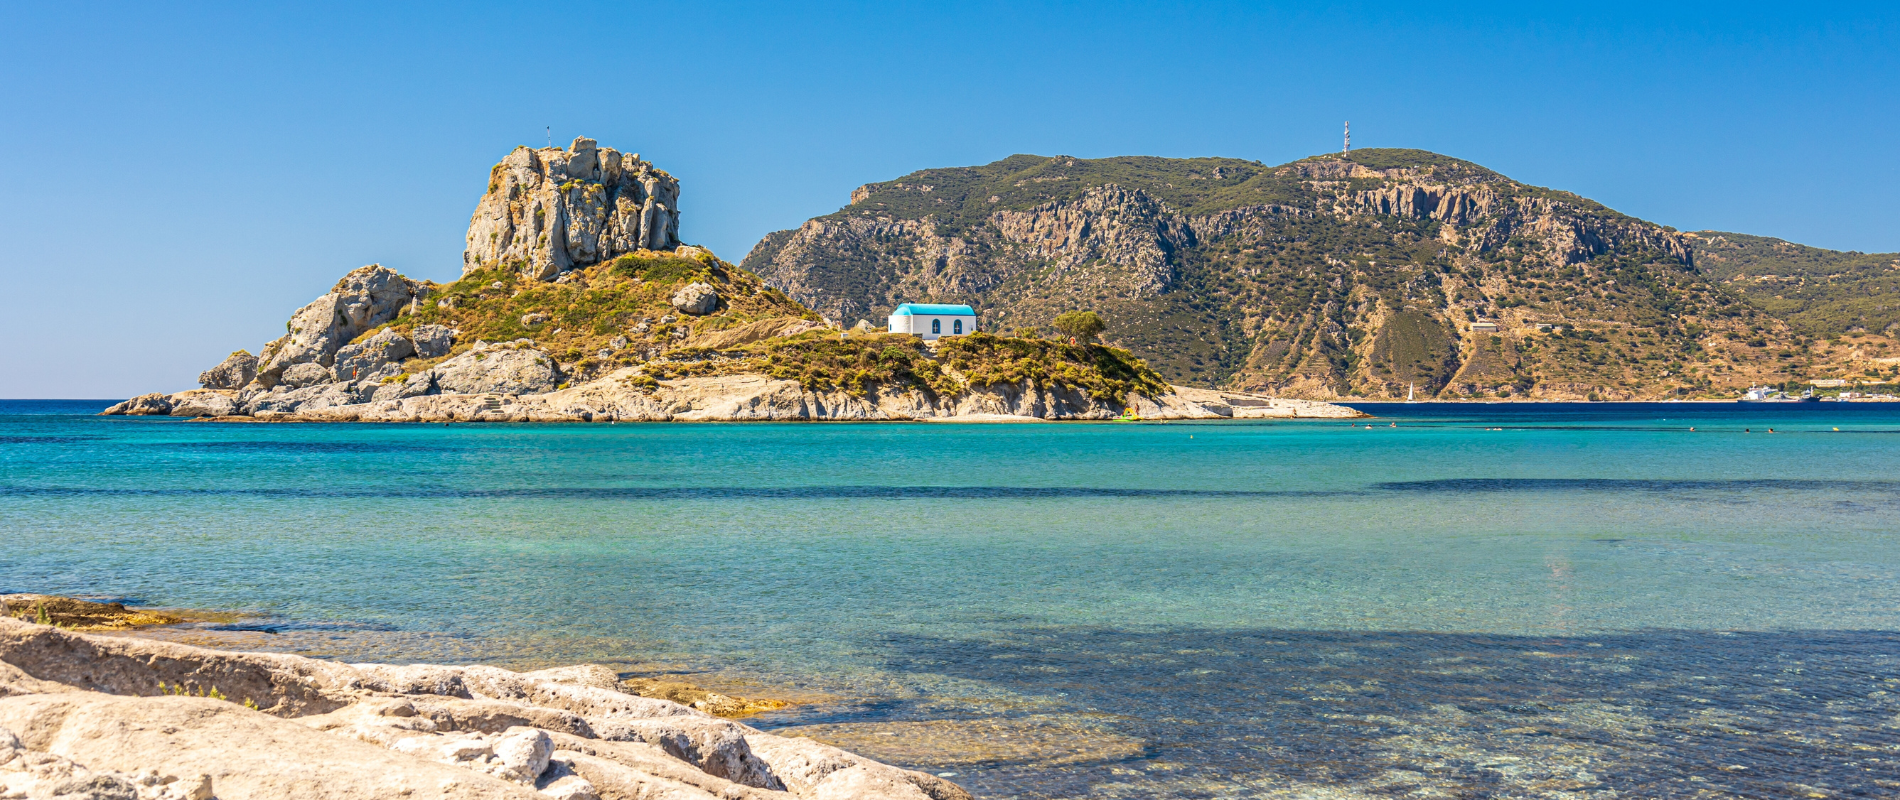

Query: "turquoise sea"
<box><xmin>5</xmin><ymin>400</ymin><xmax>1899</xmax><ymax>797</ymax></box>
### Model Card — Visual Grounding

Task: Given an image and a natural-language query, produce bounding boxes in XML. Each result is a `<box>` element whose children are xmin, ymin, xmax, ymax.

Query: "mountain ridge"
<box><xmin>744</xmin><ymin>149</ymin><xmax>1899</xmax><ymax>400</ymax></box>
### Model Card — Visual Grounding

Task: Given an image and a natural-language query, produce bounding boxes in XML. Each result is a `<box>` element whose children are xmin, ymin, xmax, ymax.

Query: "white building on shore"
<box><xmin>888</xmin><ymin>303</ymin><xmax>977</xmax><ymax>340</ymax></box>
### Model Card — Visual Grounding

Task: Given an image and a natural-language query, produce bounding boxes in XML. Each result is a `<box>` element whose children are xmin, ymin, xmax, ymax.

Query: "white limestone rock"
<box><xmin>243</xmin><ymin>382</ymin><xmax>360</xmax><ymax>416</ymax></box>
<box><xmin>670</xmin><ymin>283</ymin><xmax>718</xmax><ymax>316</ymax></box>
<box><xmin>334</xmin><ymin>330</ymin><xmax>415</xmax><ymax>383</ymax></box>
<box><xmin>369</xmin><ymin>372</ymin><xmax>435</xmax><ymax>403</ymax></box>
<box><xmin>0</xmin><ymin>620</ymin><xmax>979</xmax><ymax>800</ymax></box>
<box><xmin>431</xmin><ymin>345</ymin><xmax>560</xmax><ymax>396</ymax></box>
<box><xmin>101</xmin><ymin>394</ymin><xmax>171</xmax><ymax>416</ymax></box>
<box><xmin>533</xmin><ymin>762</ymin><xmax>598</xmax><ymax>800</ymax></box>
<box><xmin>412</xmin><ymin>324</ymin><xmax>457</xmax><ymax>358</ymax></box>
<box><xmin>256</xmin><ymin>265</ymin><xmax>420</xmax><ymax>386</ymax></box>
<box><xmin>0</xmin><ymin>693</ymin><xmax>544</xmax><ymax>800</ymax></box>
<box><xmin>279</xmin><ymin>363</ymin><xmax>334</xmax><ymax>389</ymax></box>
<box><xmin>462</xmin><ymin>137</ymin><xmax>682</xmax><ymax>281</ymax></box>
<box><xmin>166</xmin><ymin>390</ymin><xmax>237</xmax><ymax>418</ymax></box>
<box><xmin>197</xmin><ymin>351</ymin><xmax>257</xmax><ymax>390</ymax></box>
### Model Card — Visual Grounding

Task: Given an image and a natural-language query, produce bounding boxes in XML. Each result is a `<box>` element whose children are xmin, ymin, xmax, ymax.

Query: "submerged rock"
<box><xmin>0</xmin><ymin>595</ymin><xmax>182</xmax><ymax>631</ymax></box>
<box><xmin>614</xmin><ymin>676</ymin><xmax>791</xmax><ymax>719</ymax></box>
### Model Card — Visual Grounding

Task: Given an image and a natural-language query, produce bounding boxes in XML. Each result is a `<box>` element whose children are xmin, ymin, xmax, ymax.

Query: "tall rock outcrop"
<box><xmin>463</xmin><ymin>137</ymin><xmax>681</xmax><ymax>281</ymax></box>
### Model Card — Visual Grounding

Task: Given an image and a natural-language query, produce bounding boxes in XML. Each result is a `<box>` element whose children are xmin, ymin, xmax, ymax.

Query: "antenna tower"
<box><xmin>1343</xmin><ymin>121</ymin><xmax>1351</xmax><ymax>154</ymax></box>
<box><xmin>547</xmin><ymin>126</ymin><xmax>552</xmax><ymax>148</ymax></box>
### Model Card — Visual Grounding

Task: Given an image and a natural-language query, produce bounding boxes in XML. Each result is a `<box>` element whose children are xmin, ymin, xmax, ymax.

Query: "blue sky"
<box><xmin>2</xmin><ymin>2</ymin><xmax>1895</xmax><ymax>397</ymax></box>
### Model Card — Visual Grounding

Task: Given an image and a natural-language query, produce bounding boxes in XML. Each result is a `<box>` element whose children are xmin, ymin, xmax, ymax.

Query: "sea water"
<box><xmin>3</xmin><ymin>400</ymin><xmax>1898</xmax><ymax>797</ymax></box>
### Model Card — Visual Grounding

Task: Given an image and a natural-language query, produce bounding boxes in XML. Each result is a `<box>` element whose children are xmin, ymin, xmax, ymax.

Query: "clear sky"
<box><xmin>2</xmin><ymin>2</ymin><xmax>1895</xmax><ymax>397</ymax></box>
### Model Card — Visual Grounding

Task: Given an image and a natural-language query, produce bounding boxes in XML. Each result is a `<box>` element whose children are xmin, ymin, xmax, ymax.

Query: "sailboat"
<box><xmin>1406</xmin><ymin>383</ymin><xmax>1416</xmax><ymax>403</ymax></box>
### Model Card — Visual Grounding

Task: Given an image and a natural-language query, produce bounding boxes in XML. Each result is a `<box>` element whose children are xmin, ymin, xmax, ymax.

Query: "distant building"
<box><xmin>1470</xmin><ymin>320</ymin><xmax>1499</xmax><ymax>332</ymax></box>
<box><xmin>1810</xmin><ymin>379</ymin><xmax>1849</xmax><ymax>388</ymax></box>
<box><xmin>889</xmin><ymin>303</ymin><xmax>977</xmax><ymax>340</ymax></box>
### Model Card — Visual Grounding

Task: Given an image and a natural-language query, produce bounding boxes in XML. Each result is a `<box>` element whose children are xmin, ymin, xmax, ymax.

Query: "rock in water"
<box><xmin>463</xmin><ymin>137</ymin><xmax>682</xmax><ymax>282</ymax></box>
<box><xmin>197</xmin><ymin>351</ymin><xmax>256</xmax><ymax>390</ymax></box>
<box><xmin>279</xmin><ymin>363</ymin><xmax>334</xmax><ymax>389</ymax></box>
<box><xmin>244</xmin><ymin>382</ymin><xmax>361</xmax><ymax>416</ymax></box>
<box><xmin>670</xmin><ymin>282</ymin><xmax>718</xmax><ymax>315</ymax></box>
<box><xmin>101</xmin><ymin>394</ymin><xmax>172</xmax><ymax>416</ymax></box>
<box><xmin>255</xmin><ymin>265</ymin><xmax>419</xmax><ymax>387</ymax></box>
<box><xmin>410</xmin><ymin>324</ymin><xmax>456</xmax><ymax>358</ymax></box>
<box><xmin>431</xmin><ymin>344</ymin><xmax>560</xmax><ymax>395</ymax></box>
<box><xmin>333</xmin><ymin>330</ymin><xmax>415</xmax><ymax>383</ymax></box>
<box><xmin>166</xmin><ymin>390</ymin><xmax>237</xmax><ymax>418</ymax></box>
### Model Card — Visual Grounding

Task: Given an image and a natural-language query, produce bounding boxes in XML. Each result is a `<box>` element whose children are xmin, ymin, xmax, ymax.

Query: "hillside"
<box><xmin>1687</xmin><ymin>231</ymin><xmax>1900</xmax><ymax>337</ymax></box>
<box><xmin>745</xmin><ymin>149</ymin><xmax>1900</xmax><ymax>399</ymax></box>
<box><xmin>106</xmin><ymin>137</ymin><xmax>1331</xmax><ymax>422</ymax></box>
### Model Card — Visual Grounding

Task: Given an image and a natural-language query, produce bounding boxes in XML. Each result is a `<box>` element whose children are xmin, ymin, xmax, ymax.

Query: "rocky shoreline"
<box><xmin>0</xmin><ymin>610</ymin><xmax>971</xmax><ymax>800</ymax></box>
<box><xmin>107</xmin><ymin>373</ymin><xmax>1363</xmax><ymax>423</ymax></box>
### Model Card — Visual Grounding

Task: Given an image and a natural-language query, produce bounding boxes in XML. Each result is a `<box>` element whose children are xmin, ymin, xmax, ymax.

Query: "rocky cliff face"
<box><xmin>464</xmin><ymin>137</ymin><xmax>681</xmax><ymax>281</ymax></box>
<box><xmin>745</xmin><ymin>149</ymin><xmax>1855</xmax><ymax>399</ymax></box>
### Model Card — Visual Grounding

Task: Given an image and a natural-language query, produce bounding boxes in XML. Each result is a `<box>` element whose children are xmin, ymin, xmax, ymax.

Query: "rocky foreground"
<box><xmin>0</xmin><ymin>617</ymin><xmax>971</xmax><ymax>800</ymax></box>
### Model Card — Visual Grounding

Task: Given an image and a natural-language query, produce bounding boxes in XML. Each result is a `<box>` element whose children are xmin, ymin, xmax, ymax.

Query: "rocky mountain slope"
<box><xmin>1687</xmin><ymin>231</ymin><xmax>1900</xmax><ymax>338</ymax></box>
<box><xmin>744</xmin><ymin>150</ymin><xmax>1900</xmax><ymax>400</ymax></box>
<box><xmin>106</xmin><ymin>138</ymin><xmax>1360</xmax><ymax>422</ymax></box>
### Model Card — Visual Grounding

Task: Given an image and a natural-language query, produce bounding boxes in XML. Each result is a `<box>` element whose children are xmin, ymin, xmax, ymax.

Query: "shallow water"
<box><xmin>4</xmin><ymin>400</ymin><xmax>1899</xmax><ymax>797</ymax></box>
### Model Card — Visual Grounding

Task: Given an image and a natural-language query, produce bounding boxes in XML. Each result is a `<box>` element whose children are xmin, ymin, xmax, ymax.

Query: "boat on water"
<box><xmin>1740</xmin><ymin>386</ymin><xmax>1822</xmax><ymax>403</ymax></box>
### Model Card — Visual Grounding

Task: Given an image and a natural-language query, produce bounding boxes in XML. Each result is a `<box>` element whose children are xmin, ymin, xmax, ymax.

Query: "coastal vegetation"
<box><xmin>374</xmin><ymin>249</ymin><xmax>817</xmax><ymax>385</ymax></box>
<box><xmin>649</xmin><ymin>330</ymin><xmax>1167</xmax><ymax>402</ymax></box>
<box><xmin>1052</xmin><ymin>310</ymin><xmax>1107</xmax><ymax>343</ymax></box>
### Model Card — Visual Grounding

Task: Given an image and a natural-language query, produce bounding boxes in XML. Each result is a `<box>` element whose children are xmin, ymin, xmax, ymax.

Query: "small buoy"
<box><xmin>1834</xmin><ymin>427</ymin><xmax>1840</xmax><ymax>431</ymax></box>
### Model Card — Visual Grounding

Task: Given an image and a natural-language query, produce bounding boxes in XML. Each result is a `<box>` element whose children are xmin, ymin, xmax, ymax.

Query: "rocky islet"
<box><xmin>104</xmin><ymin>138</ymin><xmax>1363</xmax><ymax>424</ymax></box>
